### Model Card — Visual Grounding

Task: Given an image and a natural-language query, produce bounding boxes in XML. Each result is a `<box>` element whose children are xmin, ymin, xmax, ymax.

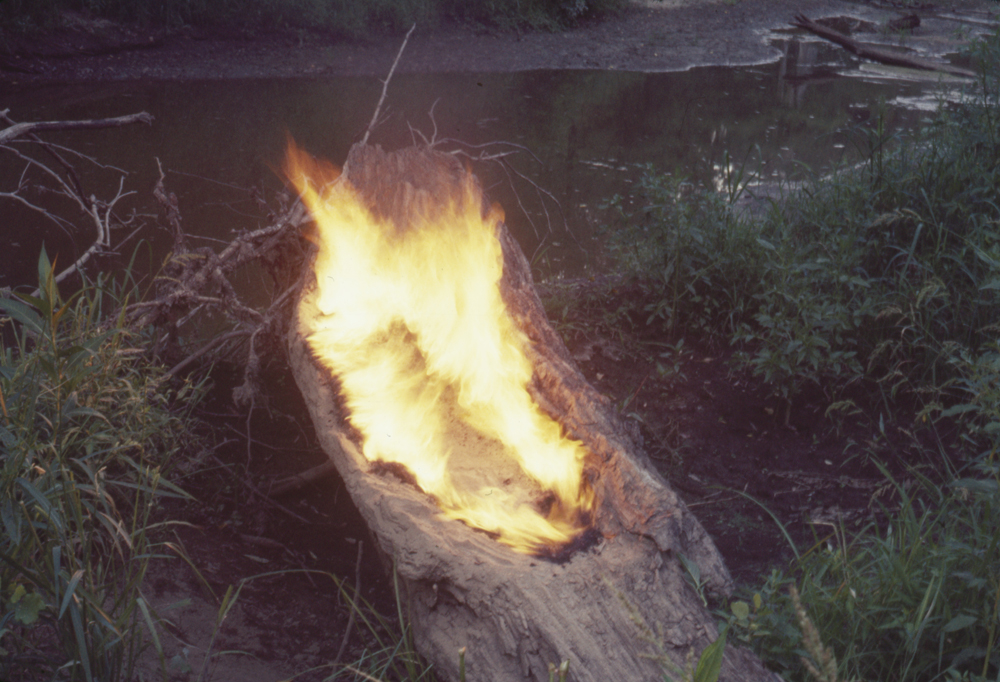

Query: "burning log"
<box><xmin>286</xmin><ymin>142</ymin><xmax>779</xmax><ymax>682</ymax></box>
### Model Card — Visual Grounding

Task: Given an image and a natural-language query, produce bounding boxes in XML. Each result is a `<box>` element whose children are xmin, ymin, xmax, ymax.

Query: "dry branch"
<box><xmin>0</xmin><ymin>110</ymin><xmax>154</xmax><ymax>145</ymax></box>
<box><xmin>270</xmin><ymin>460</ymin><xmax>337</xmax><ymax>496</ymax></box>
<box><xmin>1</xmin><ymin>111</ymin><xmax>153</xmax><ymax>295</ymax></box>
<box><xmin>358</xmin><ymin>23</ymin><xmax>416</xmax><ymax>148</ymax></box>
<box><xmin>791</xmin><ymin>14</ymin><xmax>976</xmax><ymax>78</ymax></box>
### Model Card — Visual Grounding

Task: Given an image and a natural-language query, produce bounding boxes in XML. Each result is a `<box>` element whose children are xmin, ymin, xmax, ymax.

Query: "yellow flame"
<box><xmin>286</xmin><ymin>141</ymin><xmax>593</xmax><ymax>554</ymax></box>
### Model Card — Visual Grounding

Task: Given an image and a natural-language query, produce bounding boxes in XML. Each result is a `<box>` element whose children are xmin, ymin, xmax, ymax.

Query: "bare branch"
<box><xmin>0</xmin><ymin>111</ymin><xmax>154</xmax><ymax>145</ymax></box>
<box><xmin>29</xmin><ymin>178</ymin><xmax>135</xmax><ymax>296</ymax></box>
<box><xmin>166</xmin><ymin>329</ymin><xmax>251</xmax><ymax>378</ymax></box>
<box><xmin>270</xmin><ymin>461</ymin><xmax>337</xmax><ymax>496</ymax></box>
<box><xmin>358</xmin><ymin>23</ymin><xmax>416</xmax><ymax>148</ymax></box>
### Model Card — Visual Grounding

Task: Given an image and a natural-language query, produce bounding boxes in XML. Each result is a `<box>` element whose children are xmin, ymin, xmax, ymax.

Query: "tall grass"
<box><xmin>0</xmin><ymin>251</ymin><xmax>201</xmax><ymax>681</ymax></box>
<box><xmin>721</xmin><ymin>453</ymin><xmax>1000</xmax><ymax>682</ymax></box>
<box><xmin>601</xmin><ymin>28</ymin><xmax>1000</xmax><ymax>451</ymax></box>
<box><xmin>597</xmin><ymin>25</ymin><xmax>1000</xmax><ymax>682</ymax></box>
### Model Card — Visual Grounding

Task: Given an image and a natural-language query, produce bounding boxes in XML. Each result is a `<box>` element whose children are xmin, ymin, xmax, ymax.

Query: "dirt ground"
<box><xmin>1</xmin><ymin>0</ymin><xmax>993</xmax><ymax>83</ymax></box>
<box><xmin>2</xmin><ymin>1</ymin><xmax>997</xmax><ymax>680</ymax></box>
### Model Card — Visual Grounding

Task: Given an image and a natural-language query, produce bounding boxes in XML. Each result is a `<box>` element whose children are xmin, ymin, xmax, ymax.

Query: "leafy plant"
<box><xmin>600</xmin><ymin>163</ymin><xmax>765</xmax><ymax>343</ymax></box>
<box><xmin>595</xmin><ymin>24</ymin><xmax>1000</xmax><ymax>448</ymax></box>
<box><xmin>722</xmin><ymin>456</ymin><xmax>1000</xmax><ymax>682</ymax></box>
<box><xmin>0</xmin><ymin>249</ymin><xmax>201</xmax><ymax>681</ymax></box>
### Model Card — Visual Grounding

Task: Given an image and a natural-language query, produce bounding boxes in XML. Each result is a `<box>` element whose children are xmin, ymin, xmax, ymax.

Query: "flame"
<box><xmin>286</xmin><ymin>141</ymin><xmax>594</xmax><ymax>554</ymax></box>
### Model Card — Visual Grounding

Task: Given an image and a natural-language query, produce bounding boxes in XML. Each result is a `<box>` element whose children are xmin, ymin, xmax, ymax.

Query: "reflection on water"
<box><xmin>0</xmin><ymin>44</ymin><xmax>962</xmax><ymax>289</ymax></box>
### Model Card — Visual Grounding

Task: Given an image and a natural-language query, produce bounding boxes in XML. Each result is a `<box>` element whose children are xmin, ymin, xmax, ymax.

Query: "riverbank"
<box><xmin>1</xmin><ymin>0</ymin><xmax>995</xmax><ymax>84</ymax></box>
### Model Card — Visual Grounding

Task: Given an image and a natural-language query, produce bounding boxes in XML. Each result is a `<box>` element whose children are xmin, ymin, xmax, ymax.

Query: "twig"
<box><xmin>334</xmin><ymin>540</ymin><xmax>364</xmax><ymax>666</ymax></box>
<box><xmin>208</xmin><ymin>454</ymin><xmax>311</xmax><ymax>525</ymax></box>
<box><xmin>270</xmin><ymin>461</ymin><xmax>338</xmax><ymax>496</ymax></box>
<box><xmin>32</xmin><ymin>179</ymin><xmax>135</xmax><ymax>296</ymax></box>
<box><xmin>358</xmin><ymin>23</ymin><xmax>416</xmax><ymax>148</ymax></box>
<box><xmin>2</xmin><ymin>110</ymin><xmax>92</xmax><ymax>209</ymax></box>
<box><xmin>166</xmin><ymin>329</ymin><xmax>251</xmax><ymax>377</ymax></box>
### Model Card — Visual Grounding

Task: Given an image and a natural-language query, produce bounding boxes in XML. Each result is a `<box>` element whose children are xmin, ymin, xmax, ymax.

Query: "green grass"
<box><xmin>720</xmin><ymin>454</ymin><xmax>1000</xmax><ymax>682</ymax></box>
<box><xmin>600</xmin><ymin>27</ymin><xmax>1000</xmax><ymax>458</ymax></box>
<box><xmin>0</xmin><ymin>0</ymin><xmax>626</xmax><ymax>35</ymax></box>
<box><xmin>0</xmin><ymin>250</ymin><xmax>202</xmax><ymax>681</ymax></box>
<box><xmin>595</xmin><ymin>23</ymin><xmax>1000</xmax><ymax>682</ymax></box>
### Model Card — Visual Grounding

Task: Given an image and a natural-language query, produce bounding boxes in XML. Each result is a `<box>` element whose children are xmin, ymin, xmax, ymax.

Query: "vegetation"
<box><xmin>0</xmin><ymin>0</ymin><xmax>624</xmax><ymax>35</ymax></box>
<box><xmin>4</xmin><ymin>5</ymin><xmax>1000</xmax><ymax>681</ymax></box>
<box><xmin>0</xmin><ymin>252</ymin><xmax>201</xmax><ymax>680</ymax></box>
<box><xmin>719</xmin><ymin>458</ymin><xmax>1000</xmax><ymax>682</ymax></box>
<box><xmin>602</xmin><ymin>33</ymin><xmax>1000</xmax><ymax>452</ymax></box>
<box><xmin>596</xmin><ymin>24</ymin><xmax>1000</xmax><ymax>682</ymax></box>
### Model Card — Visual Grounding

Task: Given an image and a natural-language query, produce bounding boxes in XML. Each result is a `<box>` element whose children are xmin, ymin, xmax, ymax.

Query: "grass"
<box><xmin>0</xmin><ymin>250</ymin><xmax>203</xmax><ymax>680</ymax></box>
<box><xmin>593</xmin><ymin>23</ymin><xmax>1000</xmax><ymax>682</ymax></box>
<box><xmin>720</xmin><ymin>454</ymin><xmax>1000</xmax><ymax>682</ymax></box>
<box><xmin>0</xmin><ymin>0</ymin><xmax>626</xmax><ymax>35</ymax></box>
<box><xmin>600</xmin><ymin>29</ymin><xmax>1000</xmax><ymax>455</ymax></box>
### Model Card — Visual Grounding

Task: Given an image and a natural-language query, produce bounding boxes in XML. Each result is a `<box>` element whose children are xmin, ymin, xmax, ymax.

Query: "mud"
<box><xmin>2</xmin><ymin>0</ymin><xmax>994</xmax><ymax>85</ymax></box>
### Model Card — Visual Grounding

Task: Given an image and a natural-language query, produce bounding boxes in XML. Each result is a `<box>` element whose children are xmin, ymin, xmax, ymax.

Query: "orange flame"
<box><xmin>286</xmin><ymin>140</ymin><xmax>593</xmax><ymax>554</ymax></box>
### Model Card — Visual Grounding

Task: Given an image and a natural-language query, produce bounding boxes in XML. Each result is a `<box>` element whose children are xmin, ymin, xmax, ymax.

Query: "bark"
<box><xmin>287</xmin><ymin>144</ymin><xmax>780</xmax><ymax>682</ymax></box>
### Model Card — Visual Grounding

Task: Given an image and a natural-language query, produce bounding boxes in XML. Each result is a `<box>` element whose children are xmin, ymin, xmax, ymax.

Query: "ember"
<box><xmin>285</xmin><ymin>140</ymin><xmax>594</xmax><ymax>555</ymax></box>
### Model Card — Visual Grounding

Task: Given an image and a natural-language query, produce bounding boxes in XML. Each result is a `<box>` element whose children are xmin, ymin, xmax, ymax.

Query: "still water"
<box><xmin>0</xmin><ymin>41</ymin><xmax>965</xmax><ymax>289</ymax></box>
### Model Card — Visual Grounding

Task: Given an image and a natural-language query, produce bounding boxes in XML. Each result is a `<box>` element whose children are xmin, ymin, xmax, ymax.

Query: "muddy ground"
<box><xmin>1</xmin><ymin>0</ymin><xmax>993</xmax><ymax>82</ymax></box>
<box><xmin>2</xmin><ymin>1</ymin><xmax>998</xmax><ymax>680</ymax></box>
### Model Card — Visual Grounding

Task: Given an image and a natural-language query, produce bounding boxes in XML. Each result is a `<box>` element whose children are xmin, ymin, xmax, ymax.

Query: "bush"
<box><xmin>0</xmin><ymin>251</ymin><xmax>201</xmax><ymax>681</ymax></box>
<box><xmin>599</xmin><ymin>27</ymin><xmax>1000</xmax><ymax>441</ymax></box>
<box><xmin>722</xmin><ymin>455</ymin><xmax>1000</xmax><ymax>682</ymax></box>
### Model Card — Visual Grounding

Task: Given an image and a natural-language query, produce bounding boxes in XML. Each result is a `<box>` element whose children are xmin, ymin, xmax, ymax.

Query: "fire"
<box><xmin>286</xmin><ymin>141</ymin><xmax>594</xmax><ymax>554</ymax></box>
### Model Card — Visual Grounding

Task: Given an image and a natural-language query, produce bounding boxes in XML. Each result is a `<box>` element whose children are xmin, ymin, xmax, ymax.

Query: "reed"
<box><xmin>0</xmin><ymin>250</ymin><xmax>202</xmax><ymax>681</ymax></box>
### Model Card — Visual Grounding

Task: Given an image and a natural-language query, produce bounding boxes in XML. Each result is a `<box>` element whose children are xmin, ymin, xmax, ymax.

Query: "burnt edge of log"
<box><xmin>288</xmin><ymin>142</ymin><xmax>780</xmax><ymax>682</ymax></box>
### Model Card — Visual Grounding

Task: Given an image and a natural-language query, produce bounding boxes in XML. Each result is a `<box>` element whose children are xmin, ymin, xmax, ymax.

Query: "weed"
<box><xmin>721</xmin><ymin>454</ymin><xmax>1000</xmax><ymax>682</ymax></box>
<box><xmin>0</xmin><ymin>250</ymin><xmax>203</xmax><ymax>680</ymax></box>
<box><xmin>595</xmin><ymin>25</ymin><xmax>1000</xmax><ymax>455</ymax></box>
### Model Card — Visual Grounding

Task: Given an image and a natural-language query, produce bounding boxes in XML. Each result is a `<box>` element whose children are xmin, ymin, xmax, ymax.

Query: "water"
<box><xmin>0</xmin><ymin>40</ymin><xmax>966</xmax><ymax>290</ymax></box>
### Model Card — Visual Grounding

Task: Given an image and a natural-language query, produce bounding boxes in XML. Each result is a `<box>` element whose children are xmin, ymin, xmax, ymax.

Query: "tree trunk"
<box><xmin>287</xmin><ymin>143</ymin><xmax>779</xmax><ymax>682</ymax></box>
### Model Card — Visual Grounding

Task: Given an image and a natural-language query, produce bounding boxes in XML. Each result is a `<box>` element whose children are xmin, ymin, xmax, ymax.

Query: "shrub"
<box><xmin>0</xmin><ymin>251</ymin><xmax>201</xmax><ymax>681</ymax></box>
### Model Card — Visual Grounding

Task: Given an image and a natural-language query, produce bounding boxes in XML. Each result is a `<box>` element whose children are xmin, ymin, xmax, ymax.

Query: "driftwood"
<box><xmin>287</xmin><ymin>143</ymin><xmax>780</xmax><ymax>682</ymax></box>
<box><xmin>791</xmin><ymin>14</ymin><xmax>976</xmax><ymax>78</ymax></box>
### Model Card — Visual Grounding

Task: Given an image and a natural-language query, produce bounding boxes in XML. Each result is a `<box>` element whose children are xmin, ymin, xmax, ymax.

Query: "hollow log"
<box><xmin>287</xmin><ymin>143</ymin><xmax>780</xmax><ymax>682</ymax></box>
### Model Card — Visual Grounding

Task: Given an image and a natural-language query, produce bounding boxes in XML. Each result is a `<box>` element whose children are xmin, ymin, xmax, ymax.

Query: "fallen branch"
<box><xmin>0</xmin><ymin>110</ymin><xmax>154</xmax><ymax>145</ymax></box>
<box><xmin>1</xmin><ymin>112</ymin><xmax>151</xmax><ymax>294</ymax></box>
<box><xmin>791</xmin><ymin>14</ymin><xmax>976</xmax><ymax>78</ymax></box>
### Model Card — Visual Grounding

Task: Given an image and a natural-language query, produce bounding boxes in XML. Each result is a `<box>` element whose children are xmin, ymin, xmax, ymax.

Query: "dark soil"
<box><xmin>3</xmin><ymin>1</ymin><xmax>994</xmax><ymax>679</ymax></box>
<box><xmin>1</xmin><ymin>0</ymin><xmax>991</xmax><ymax>84</ymax></box>
<box><xmin>544</xmin><ymin>279</ymin><xmax>924</xmax><ymax>586</ymax></box>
